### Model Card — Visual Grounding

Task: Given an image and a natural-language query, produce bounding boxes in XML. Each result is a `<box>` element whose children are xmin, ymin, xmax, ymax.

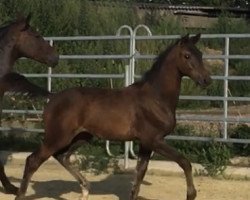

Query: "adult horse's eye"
<box><xmin>185</xmin><ymin>54</ymin><xmax>190</xmax><ymax>59</ymax></box>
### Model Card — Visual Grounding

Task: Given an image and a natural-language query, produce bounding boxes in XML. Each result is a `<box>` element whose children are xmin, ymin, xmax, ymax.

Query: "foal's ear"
<box><xmin>190</xmin><ymin>33</ymin><xmax>201</xmax><ymax>44</ymax></box>
<box><xmin>178</xmin><ymin>34</ymin><xmax>189</xmax><ymax>45</ymax></box>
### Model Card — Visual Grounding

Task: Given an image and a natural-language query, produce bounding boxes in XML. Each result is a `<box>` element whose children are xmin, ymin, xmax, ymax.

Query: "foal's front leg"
<box><xmin>130</xmin><ymin>144</ymin><xmax>152</xmax><ymax>200</ymax></box>
<box><xmin>152</xmin><ymin>138</ymin><xmax>196</xmax><ymax>200</ymax></box>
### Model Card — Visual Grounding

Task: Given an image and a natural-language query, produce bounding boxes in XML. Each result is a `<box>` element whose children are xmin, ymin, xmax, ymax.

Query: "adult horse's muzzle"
<box><xmin>47</xmin><ymin>54</ymin><xmax>59</xmax><ymax>67</ymax></box>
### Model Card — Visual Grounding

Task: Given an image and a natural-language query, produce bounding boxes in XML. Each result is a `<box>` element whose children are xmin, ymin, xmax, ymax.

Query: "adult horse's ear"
<box><xmin>26</xmin><ymin>13</ymin><xmax>32</xmax><ymax>24</ymax></box>
<box><xmin>16</xmin><ymin>12</ymin><xmax>25</xmax><ymax>21</ymax></box>
<box><xmin>190</xmin><ymin>33</ymin><xmax>201</xmax><ymax>44</ymax></box>
<box><xmin>20</xmin><ymin>13</ymin><xmax>31</xmax><ymax>31</ymax></box>
<box><xmin>178</xmin><ymin>34</ymin><xmax>189</xmax><ymax>45</ymax></box>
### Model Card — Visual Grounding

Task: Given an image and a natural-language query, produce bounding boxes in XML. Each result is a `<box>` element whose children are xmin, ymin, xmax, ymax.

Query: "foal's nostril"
<box><xmin>203</xmin><ymin>77</ymin><xmax>212</xmax><ymax>87</ymax></box>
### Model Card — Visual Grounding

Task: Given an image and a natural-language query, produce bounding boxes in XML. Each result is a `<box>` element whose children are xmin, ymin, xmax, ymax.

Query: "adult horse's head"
<box><xmin>174</xmin><ymin>34</ymin><xmax>211</xmax><ymax>87</ymax></box>
<box><xmin>11</xmin><ymin>14</ymin><xmax>59</xmax><ymax>67</ymax></box>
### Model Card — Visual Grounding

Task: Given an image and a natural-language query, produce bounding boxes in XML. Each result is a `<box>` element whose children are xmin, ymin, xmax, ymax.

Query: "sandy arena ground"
<box><xmin>0</xmin><ymin>160</ymin><xmax>249</xmax><ymax>200</ymax></box>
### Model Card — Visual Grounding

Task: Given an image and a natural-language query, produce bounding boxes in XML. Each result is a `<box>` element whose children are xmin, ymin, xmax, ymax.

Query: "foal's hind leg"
<box><xmin>130</xmin><ymin>144</ymin><xmax>152</xmax><ymax>200</ymax></box>
<box><xmin>0</xmin><ymin>162</ymin><xmax>18</xmax><ymax>194</ymax></box>
<box><xmin>53</xmin><ymin>138</ymin><xmax>90</xmax><ymax>200</ymax></box>
<box><xmin>152</xmin><ymin>138</ymin><xmax>196</xmax><ymax>200</ymax></box>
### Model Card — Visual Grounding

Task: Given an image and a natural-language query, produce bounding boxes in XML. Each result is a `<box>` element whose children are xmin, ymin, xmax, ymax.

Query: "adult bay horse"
<box><xmin>0</xmin><ymin>14</ymin><xmax>58</xmax><ymax>194</ymax></box>
<box><xmin>9</xmin><ymin>34</ymin><xmax>211</xmax><ymax>200</ymax></box>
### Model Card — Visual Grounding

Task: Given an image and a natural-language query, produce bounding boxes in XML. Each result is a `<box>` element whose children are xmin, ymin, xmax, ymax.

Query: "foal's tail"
<box><xmin>0</xmin><ymin>72</ymin><xmax>52</xmax><ymax>98</ymax></box>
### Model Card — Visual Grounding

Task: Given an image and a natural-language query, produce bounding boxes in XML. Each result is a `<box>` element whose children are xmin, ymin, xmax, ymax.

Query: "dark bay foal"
<box><xmin>14</xmin><ymin>34</ymin><xmax>211</xmax><ymax>200</ymax></box>
<box><xmin>0</xmin><ymin>14</ymin><xmax>58</xmax><ymax>194</ymax></box>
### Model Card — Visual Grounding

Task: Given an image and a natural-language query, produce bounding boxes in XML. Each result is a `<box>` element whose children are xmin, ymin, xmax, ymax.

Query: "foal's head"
<box><xmin>10</xmin><ymin>14</ymin><xmax>58</xmax><ymax>67</ymax></box>
<box><xmin>173</xmin><ymin>34</ymin><xmax>211</xmax><ymax>87</ymax></box>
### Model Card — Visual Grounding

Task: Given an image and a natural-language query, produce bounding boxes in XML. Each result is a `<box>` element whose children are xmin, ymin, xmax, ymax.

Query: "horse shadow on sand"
<box><xmin>5</xmin><ymin>174</ymin><xmax>157</xmax><ymax>200</ymax></box>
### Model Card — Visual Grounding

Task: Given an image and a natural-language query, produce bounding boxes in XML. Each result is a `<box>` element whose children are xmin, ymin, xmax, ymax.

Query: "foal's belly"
<box><xmin>79</xmin><ymin>104</ymin><xmax>136</xmax><ymax>141</ymax></box>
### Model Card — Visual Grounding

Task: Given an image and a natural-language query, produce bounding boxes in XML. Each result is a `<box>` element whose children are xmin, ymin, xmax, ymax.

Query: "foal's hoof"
<box><xmin>186</xmin><ymin>188</ymin><xmax>197</xmax><ymax>200</ymax></box>
<box><xmin>79</xmin><ymin>195</ymin><xmax>88</xmax><ymax>200</ymax></box>
<box><xmin>4</xmin><ymin>184</ymin><xmax>18</xmax><ymax>195</ymax></box>
<box><xmin>79</xmin><ymin>189</ymin><xmax>89</xmax><ymax>200</ymax></box>
<box><xmin>15</xmin><ymin>196</ymin><xmax>25</xmax><ymax>200</ymax></box>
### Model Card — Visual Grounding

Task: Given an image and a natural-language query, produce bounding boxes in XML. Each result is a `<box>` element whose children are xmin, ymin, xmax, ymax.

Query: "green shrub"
<box><xmin>169</xmin><ymin>124</ymin><xmax>231</xmax><ymax>176</ymax></box>
<box><xmin>77</xmin><ymin>138</ymin><xmax>119</xmax><ymax>174</ymax></box>
<box><xmin>197</xmin><ymin>142</ymin><xmax>231</xmax><ymax>176</ymax></box>
<box><xmin>229</xmin><ymin>124</ymin><xmax>250</xmax><ymax>156</ymax></box>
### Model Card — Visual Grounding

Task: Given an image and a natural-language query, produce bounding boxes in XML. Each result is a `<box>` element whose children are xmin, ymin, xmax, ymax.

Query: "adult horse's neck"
<box><xmin>0</xmin><ymin>46</ymin><xmax>17</xmax><ymax>76</ymax></box>
<box><xmin>0</xmin><ymin>27</ymin><xmax>18</xmax><ymax>76</ymax></box>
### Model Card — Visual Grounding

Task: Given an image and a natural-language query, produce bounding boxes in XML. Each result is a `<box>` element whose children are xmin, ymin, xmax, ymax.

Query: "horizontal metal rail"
<box><xmin>45</xmin><ymin>35</ymin><xmax>131</xmax><ymax>41</ymax></box>
<box><xmin>179</xmin><ymin>96</ymin><xmax>250</xmax><ymax>101</ymax></box>
<box><xmin>134</xmin><ymin>54</ymin><xmax>250</xmax><ymax>60</ymax></box>
<box><xmin>24</xmin><ymin>73</ymin><xmax>124</xmax><ymax>79</ymax></box>
<box><xmin>0</xmin><ymin>127</ymin><xmax>44</xmax><ymax>133</ymax></box>
<box><xmin>166</xmin><ymin>135</ymin><xmax>250</xmax><ymax>144</ymax></box>
<box><xmin>135</xmin><ymin>75</ymin><xmax>250</xmax><ymax>81</ymax></box>
<box><xmin>43</xmin><ymin>34</ymin><xmax>250</xmax><ymax>41</ymax></box>
<box><xmin>60</xmin><ymin>54</ymin><xmax>131</xmax><ymax>60</ymax></box>
<box><xmin>20</xmin><ymin>73</ymin><xmax>250</xmax><ymax>81</ymax></box>
<box><xmin>31</xmin><ymin>54</ymin><xmax>250</xmax><ymax>60</ymax></box>
<box><xmin>3</xmin><ymin>109</ymin><xmax>250</xmax><ymax>123</ymax></box>
<box><xmin>1</xmin><ymin>126</ymin><xmax>249</xmax><ymax>144</ymax></box>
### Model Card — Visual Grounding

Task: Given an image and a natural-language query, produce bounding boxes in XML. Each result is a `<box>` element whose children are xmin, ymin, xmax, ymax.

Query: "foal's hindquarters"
<box><xmin>15</xmin><ymin>88</ymin><xmax>136</xmax><ymax>200</ymax></box>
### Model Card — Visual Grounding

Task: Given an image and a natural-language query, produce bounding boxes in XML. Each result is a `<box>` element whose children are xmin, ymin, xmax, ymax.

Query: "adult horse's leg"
<box><xmin>0</xmin><ymin>162</ymin><xmax>18</xmax><ymax>194</ymax></box>
<box><xmin>53</xmin><ymin>139</ymin><xmax>90</xmax><ymax>200</ymax></box>
<box><xmin>0</xmin><ymin>94</ymin><xmax>18</xmax><ymax>194</ymax></box>
<box><xmin>152</xmin><ymin>138</ymin><xmax>196</xmax><ymax>200</ymax></box>
<box><xmin>15</xmin><ymin>144</ymin><xmax>54</xmax><ymax>200</ymax></box>
<box><xmin>130</xmin><ymin>144</ymin><xmax>152</xmax><ymax>200</ymax></box>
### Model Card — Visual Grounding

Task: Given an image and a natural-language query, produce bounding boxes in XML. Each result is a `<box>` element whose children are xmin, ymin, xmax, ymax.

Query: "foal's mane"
<box><xmin>141</xmin><ymin>41</ymin><xmax>177</xmax><ymax>83</ymax></box>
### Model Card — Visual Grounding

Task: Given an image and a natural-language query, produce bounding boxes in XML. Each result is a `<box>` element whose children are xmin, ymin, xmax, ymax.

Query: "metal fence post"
<box><xmin>129</xmin><ymin>25</ymin><xmax>152</xmax><ymax>158</ymax></box>
<box><xmin>223</xmin><ymin>37</ymin><xmax>230</xmax><ymax>139</ymax></box>
<box><xmin>116</xmin><ymin>26</ymin><xmax>133</xmax><ymax>169</ymax></box>
<box><xmin>124</xmin><ymin>64</ymin><xmax>130</xmax><ymax>169</ymax></box>
<box><xmin>47</xmin><ymin>40</ymin><xmax>53</xmax><ymax>92</ymax></box>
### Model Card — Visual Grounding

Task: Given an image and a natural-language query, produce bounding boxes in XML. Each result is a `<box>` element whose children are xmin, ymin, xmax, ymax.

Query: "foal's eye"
<box><xmin>184</xmin><ymin>54</ymin><xmax>190</xmax><ymax>59</ymax></box>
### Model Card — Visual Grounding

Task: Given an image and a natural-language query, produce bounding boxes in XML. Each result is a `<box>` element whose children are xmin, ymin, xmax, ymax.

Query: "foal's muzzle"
<box><xmin>197</xmin><ymin>76</ymin><xmax>212</xmax><ymax>88</ymax></box>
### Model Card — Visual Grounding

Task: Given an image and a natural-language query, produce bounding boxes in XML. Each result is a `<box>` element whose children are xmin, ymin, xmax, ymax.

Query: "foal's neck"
<box><xmin>145</xmin><ymin>60</ymin><xmax>182</xmax><ymax>113</ymax></box>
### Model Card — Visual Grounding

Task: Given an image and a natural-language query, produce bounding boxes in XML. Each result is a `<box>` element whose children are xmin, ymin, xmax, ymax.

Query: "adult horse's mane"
<box><xmin>0</xmin><ymin>26</ymin><xmax>9</xmax><ymax>39</ymax></box>
<box><xmin>0</xmin><ymin>20</ymin><xmax>17</xmax><ymax>49</ymax></box>
<box><xmin>0</xmin><ymin>19</ymin><xmax>16</xmax><ymax>37</ymax></box>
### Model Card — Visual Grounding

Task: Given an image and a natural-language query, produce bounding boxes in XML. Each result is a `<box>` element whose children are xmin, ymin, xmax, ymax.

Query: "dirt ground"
<box><xmin>0</xmin><ymin>160</ymin><xmax>249</xmax><ymax>200</ymax></box>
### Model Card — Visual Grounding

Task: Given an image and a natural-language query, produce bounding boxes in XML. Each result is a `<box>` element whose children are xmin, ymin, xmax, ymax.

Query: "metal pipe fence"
<box><xmin>1</xmin><ymin>25</ymin><xmax>250</xmax><ymax>168</ymax></box>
